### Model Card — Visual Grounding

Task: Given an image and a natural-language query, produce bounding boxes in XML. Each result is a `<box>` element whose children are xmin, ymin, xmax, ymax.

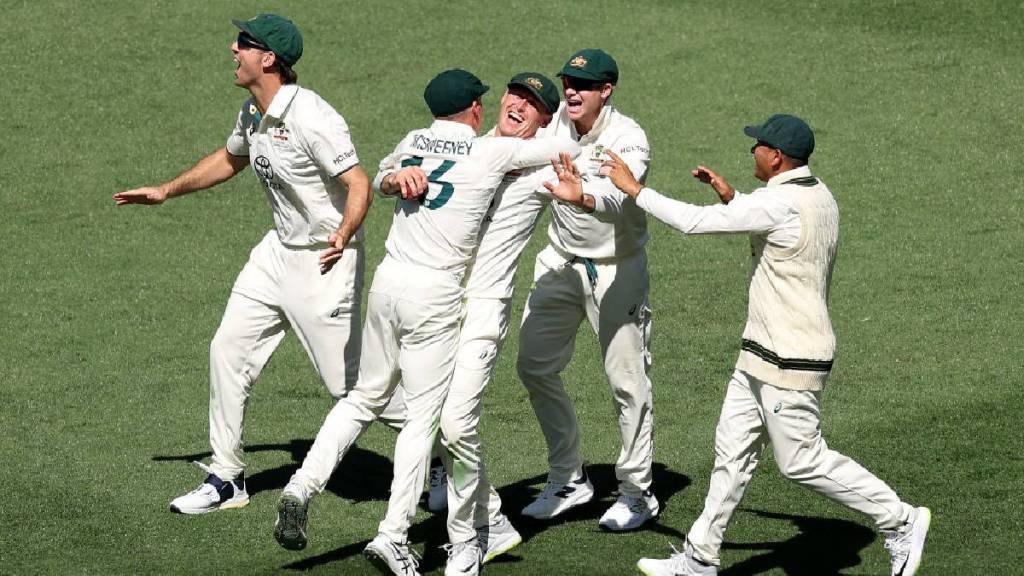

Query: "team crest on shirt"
<box><xmin>247</xmin><ymin>102</ymin><xmax>262</xmax><ymax>136</ymax></box>
<box><xmin>570</xmin><ymin>55</ymin><xmax>588</xmax><ymax>68</ymax></box>
<box><xmin>272</xmin><ymin>122</ymin><xmax>289</xmax><ymax>142</ymax></box>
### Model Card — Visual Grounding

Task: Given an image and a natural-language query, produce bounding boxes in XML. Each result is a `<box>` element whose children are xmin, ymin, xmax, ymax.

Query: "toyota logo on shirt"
<box><xmin>254</xmin><ymin>155</ymin><xmax>274</xmax><ymax>182</ymax></box>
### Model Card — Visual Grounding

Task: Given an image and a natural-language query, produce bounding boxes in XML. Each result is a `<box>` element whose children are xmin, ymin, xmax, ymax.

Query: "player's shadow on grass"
<box><xmin>151</xmin><ymin>440</ymin><xmax>394</xmax><ymax>502</ymax></box>
<box><xmin>718</xmin><ymin>509</ymin><xmax>875</xmax><ymax>576</ymax></box>
<box><xmin>282</xmin><ymin>461</ymin><xmax>691</xmax><ymax>572</ymax></box>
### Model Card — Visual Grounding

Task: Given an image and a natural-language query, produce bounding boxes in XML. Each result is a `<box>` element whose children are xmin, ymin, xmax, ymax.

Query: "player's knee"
<box><xmin>516</xmin><ymin>354</ymin><xmax>551</xmax><ymax>382</ymax></box>
<box><xmin>774</xmin><ymin>450</ymin><xmax>820</xmax><ymax>483</ymax></box>
<box><xmin>209</xmin><ymin>329</ymin><xmax>239</xmax><ymax>367</ymax></box>
<box><xmin>439</xmin><ymin>407</ymin><xmax>472</xmax><ymax>449</ymax></box>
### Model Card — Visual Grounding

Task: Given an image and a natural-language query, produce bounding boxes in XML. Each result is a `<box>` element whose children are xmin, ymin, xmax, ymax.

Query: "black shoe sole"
<box><xmin>274</xmin><ymin>497</ymin><xmax>308</xmax><ymax>551</ymax></box>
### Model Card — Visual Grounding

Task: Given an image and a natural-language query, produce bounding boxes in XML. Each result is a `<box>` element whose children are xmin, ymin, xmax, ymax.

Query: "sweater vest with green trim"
<box><xmin>736</xmin><ymin>176</ymin><xmax>839</xmax><ymax>391</ymax></box>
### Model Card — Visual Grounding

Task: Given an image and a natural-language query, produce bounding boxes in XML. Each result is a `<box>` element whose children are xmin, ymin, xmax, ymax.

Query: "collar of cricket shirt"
<box><xmin>555</xmin><ymin>99</ymin><xmax>615</xmax><ymax>145</ymax></box>
<box><xmin>429</xmin><ymin>119</ymin><xmax>477</xmax><ymax>139</ymax></box>
<box><xmin>767</xmin><ymin>165</ymin><xmax>813</xmax><ymax>187</ymax></box>
<box><xmin>264</xmin><ymin>84</ymin><xmax>300</xmax><ymax>120</ymax></box>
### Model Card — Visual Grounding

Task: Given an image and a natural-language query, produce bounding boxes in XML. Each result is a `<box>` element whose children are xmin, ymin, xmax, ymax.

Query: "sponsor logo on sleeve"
<box><xmin>333</xmin><ymin>150</ymin><xmax>356</xmax><ymax>166</ymax></box>
<box><xmin>618</xmin><ymin>145</ymin><xmax>650</xmax><ymax>156</ymax></box>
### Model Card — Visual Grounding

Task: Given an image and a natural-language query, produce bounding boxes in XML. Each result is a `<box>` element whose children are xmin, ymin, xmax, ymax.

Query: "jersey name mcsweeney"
<box><xmin>411</xmin><ymin>135</ymin><xmax>473</xmax><ymax>156</ymax></box>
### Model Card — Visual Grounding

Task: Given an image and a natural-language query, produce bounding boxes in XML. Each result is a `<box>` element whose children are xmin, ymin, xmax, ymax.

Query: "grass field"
<box><xmin>2</xmin><ymin>1</ymin><xmax>1022</xmax><ymax>574</ymax></box>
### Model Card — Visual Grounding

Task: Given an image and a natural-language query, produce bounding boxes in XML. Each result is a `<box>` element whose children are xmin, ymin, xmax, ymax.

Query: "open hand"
<box><xmin>543</xmin><ymin>152</ymin><xmax>584</xmax><ymax>204</ymax></box>
<box><xmin>113</xmin><ymin>187</ymin><xmax>168</xmax><ymax>205</ymax></box>
<box><xmin>600</xmin><ymin>150</ymin><xmax>643</xmax><ymax>197</ymax></box>
<box><xmin>691</xmin><ymin>166</ymin><xmax>735</xmax><ymax>203</ymax></box>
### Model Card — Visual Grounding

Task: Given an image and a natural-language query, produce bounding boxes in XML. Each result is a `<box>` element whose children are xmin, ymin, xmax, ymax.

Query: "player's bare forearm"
<box><xmin>335</xmin><ymin>166</ymin><xmax>372</xmax><ymax>247</ymax></box>
<box><xmin>114</xmin><ymin>148</ymin><xmax>248</xmax><ymax>205</ymax></box>
<box><xmin>160</xmin><ymin>148</ymin><xmax>248</xmax><ymax>199</ymax></box>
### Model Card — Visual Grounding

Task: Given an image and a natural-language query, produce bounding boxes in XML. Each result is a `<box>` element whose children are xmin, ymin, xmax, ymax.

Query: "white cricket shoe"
<box><xmin>427</xmin><ymin>462</ymin><xmax>448</xmax><ymax>512</ymax></box>
<box><xmin>637</xmin><ymin>541</ymin><xmax>718</xmax><ymax>576</ymax></box>
<box><xmin>883</xmin><ymin>506</ymin><xmax>931</xmax><ymax>576</ymax></box>
<box><xmin>478</xmin><ymin>514</ymin><xmax>522</xmax><ymax>564</ymax></box>
<box><xmin>169</xmin><ymin>461</ymin><xmax>248</xmax><ymax>514</ymax></box>
<box><xmin>443</xmin><ymin>539</ymin><xmax>483</xmax><ymax>576</ymax></box>
<box><xmin>599</xmin><ymin>490</ymin><xmax>659</xmax><ymax>531</ymax></box>
<box><xmin>364</xmin><ymin>533</ymin><xmax>422</xmax><ymax>576</ymax></box>
<box><xmin>521</xmin><ymin>469</ymin><xmax>595</xmax><ymax>519</ymax></box>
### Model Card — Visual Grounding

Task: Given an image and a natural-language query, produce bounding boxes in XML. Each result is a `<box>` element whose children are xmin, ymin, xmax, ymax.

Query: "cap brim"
<box><xmin>743</xmin><ymin>126</ymin><xmax>762</xmax><ymax>140</ymax></box>
<box><xmin>557</xmin><ymin>68</ymin><xmax>606</xmax><ymax>82</ymax></box>
<box><xmin>507</xmin><ymin>81</ymin><xmax>555</xmax><ymax>114</ymax></box>
<box><xmin>231</xmin><ymin>19</ymin><xmax>255</xmax><ymax>35</ymax></box>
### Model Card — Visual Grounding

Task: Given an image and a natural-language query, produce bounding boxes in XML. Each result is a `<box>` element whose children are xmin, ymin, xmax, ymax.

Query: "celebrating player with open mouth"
<box><xmin>272</xmin><ymin>69</ymin><xmax>578</xmax><ymax>576</ymax></box>
<box><xmin>114</xmin><ymin>14</ymin><xmax>403</xmax><ymax>515</ymax></box>
<box><xmin>517</xmin><ymin>48</ymin><xmax>660</xmax><ymax>532</ymax></box>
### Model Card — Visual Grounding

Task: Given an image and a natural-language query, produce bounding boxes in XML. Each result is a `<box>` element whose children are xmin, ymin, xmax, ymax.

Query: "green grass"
<box><xmin>2</xmin><ymin>0</ymin><xmax>1022</xmax><ymax>574</ymax></box>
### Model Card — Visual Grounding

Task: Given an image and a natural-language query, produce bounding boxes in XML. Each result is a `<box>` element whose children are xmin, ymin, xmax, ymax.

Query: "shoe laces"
<box><xmin>537</xmin><ymin>481</ymin><xmax>568</xmax><ymax>499</ymax></box>
<box><xmin>662</xmin><ymin>543</ymin><xmax>690</xmax><ymax>573</ymax></box>
<box><xmin>624</xmin><ymin>494</ymin><xmax>649</xmax><ymax>514</ymax></box>
<box><xmin>882</xmin><ymin>526</ymin><xmax>910</xmax><ymax>569</ymax></box>
<box><xmin>443</xmin><ymin>541</ymin><xmax>480</xmax><ymax>567</ymax></box>
<box><xmin>390</xmin><ymin>540</ymin><xmax>421</xmax><ymax>573</ymax></box>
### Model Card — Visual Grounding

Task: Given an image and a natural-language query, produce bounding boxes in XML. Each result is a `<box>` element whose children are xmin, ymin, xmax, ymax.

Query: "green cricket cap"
<box><xmin>232</xmin><ymin>14</ymin><xmax>303</xmax><ymax>66</ymax></box>
<box><xmin>557</xmin><ymin>48</ymin><xmax>619</xmax><ymax>85</ymax></box>
<box><xmin>423</xmin><ymin>69</ymin><xmax>490</xmax><ymax>117</ymax></box>
<box><xmin>507</xmin><ymin>72</ymin><xmax>560</xmax><ymax>114</ymax></box>
<box><xmin>743</xmin><ymin>114</ymin><xmax>815</xmax><ymax>160</ymax></box>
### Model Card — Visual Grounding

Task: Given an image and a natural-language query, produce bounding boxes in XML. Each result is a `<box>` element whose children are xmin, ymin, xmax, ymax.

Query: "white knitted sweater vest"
<box><xmin>735</xmin><ymin>175</ymin><xmax>839</xmax><ymax>391</ymax></box>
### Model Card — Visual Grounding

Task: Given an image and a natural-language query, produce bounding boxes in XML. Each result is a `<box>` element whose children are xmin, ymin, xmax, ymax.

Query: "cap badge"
<box><xmin>570</xmin><ymin>55</ymin><xmax>588</xmax><ymax>68</ymax></box>
<box><xmin>525</xmin><ymin>77</ymin><xmax>544</xmax><ymax>90</ymax></box>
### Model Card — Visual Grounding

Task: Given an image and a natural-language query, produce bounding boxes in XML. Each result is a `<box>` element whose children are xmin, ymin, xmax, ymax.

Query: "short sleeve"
<box><xmin>226</xmin><ymin>99</ymin><xmax>256</xmax><ymax>157</ymax></box>
<box><xmin>295</xmin><ymin>97</ymin><xmax>360</xmax><ymax>177</ymax></box>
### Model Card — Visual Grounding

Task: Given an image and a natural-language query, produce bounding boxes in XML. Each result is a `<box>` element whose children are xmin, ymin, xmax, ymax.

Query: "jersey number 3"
<box><xmin>401</xmin><ymin>156</ymin><xmax>455</xmax><ymax>210</ymax></box>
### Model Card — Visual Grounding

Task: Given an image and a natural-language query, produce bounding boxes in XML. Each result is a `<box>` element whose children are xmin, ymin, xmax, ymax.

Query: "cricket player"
<box><xmin>431</xmin><ymin>71</ymin><xmax>567</xmax><ymax>568</ymax></box>
<box><xmin>272</xmin><ymin>69</ymin><xmax>579</xmax><ymax>576</ymax></box>
<box><xmin>583</xmin><ymin>114</ymin><xmax>931</xmax><ymax>576</ymax></box>
<box><xmin>516</xmin><ymin>48</ymin><xmax>659</xmax><ymax>531</ymax></box>
<box><xmin>113</xmin><ymin>14</ymin><xmax>403</xmax><ymax>514</ymax></box>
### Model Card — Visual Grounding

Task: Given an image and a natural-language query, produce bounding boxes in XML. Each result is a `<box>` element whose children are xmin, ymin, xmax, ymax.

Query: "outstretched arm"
<box><xmin>113</xmin><ymin>148</ymin><xmax>248</xmax><ymax>205</ymax></box>
<box><xmin>602</xmin><ymin>151</ymin><xmax>791</xmax><ymax>236</ymax></box>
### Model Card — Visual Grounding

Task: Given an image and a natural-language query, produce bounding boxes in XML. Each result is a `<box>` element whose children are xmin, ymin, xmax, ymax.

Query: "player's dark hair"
<box><xmin>276</xmin><ymin>63</ymin><xmax>298</xmax><ymax>85</ymax></box>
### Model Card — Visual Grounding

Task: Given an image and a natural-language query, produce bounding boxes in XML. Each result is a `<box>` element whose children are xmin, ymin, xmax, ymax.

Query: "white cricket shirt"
<box><xmin>226</xmin><ymin>84</ymin><xmax>362</xmax><ymax>247</ymax></box>
<box><xmin>542</xmin><ymin>101</ymin><xmax>651</xmax><ymax>259</ymax></box>
<box><xmin>464</xmin><ymin>164</ymin><xmax>554</xmax><ymax>299</ymax></box>
<box><xmin>373</xmin><ymin>120</ymin><xmax>577</xmax><ymax>279</ymax></box>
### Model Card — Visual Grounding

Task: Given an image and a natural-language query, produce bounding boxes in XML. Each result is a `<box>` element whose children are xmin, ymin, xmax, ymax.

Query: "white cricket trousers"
<box><xmin>208</xmin><ymin>232</ymin><xmax>364</xmax><ymax>481</ymax></box>
<box><xmin>687</xmin><ymin>369</ymin><xmax>915</xmax><ymax>566</ymax></box>
<box><xmin>517</xmin><ymin>245</ymin><xmax>654</xmax><ymax>496</ymax></box>
<box><xmin>442</xmin><ymin>297</ymin><xmax>510</xmax><ymax>543</ymax></box>
<box><xmin>289</xmin><ymin>257</ymin><xmax>462</xmax><ymax>543</ymax></box>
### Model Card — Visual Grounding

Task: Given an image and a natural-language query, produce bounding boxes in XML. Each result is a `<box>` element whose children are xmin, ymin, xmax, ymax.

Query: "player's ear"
<box><xmin>539</xmin><ymin>112</ymin><xmax>553</xmax><ymax>128</ymax></box>
<box><xmin>261</xmin><ymin>50</ymin><xmax>277</xmax><ymax>70</ymax></box>
<box><xmin>600</xmin><ymin>83</ymin><xmax>614</xmax><ymax>99</ymax></box>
